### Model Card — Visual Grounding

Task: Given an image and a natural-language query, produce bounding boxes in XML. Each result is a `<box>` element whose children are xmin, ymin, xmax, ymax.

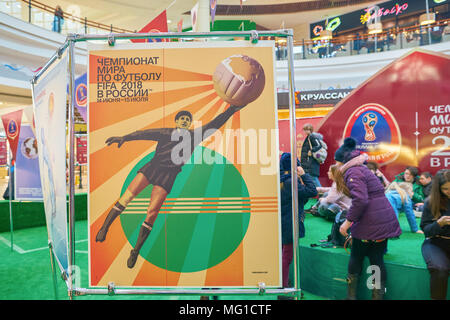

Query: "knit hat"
<box><xmin>334</xmin><ymin>137</ymin><xmax>357</xmax><ymax>163</ymax></box>
<box><xmin>280</xmin><ymin>152</ymin><xmax>300</xmax><ymax>172</ymax></box>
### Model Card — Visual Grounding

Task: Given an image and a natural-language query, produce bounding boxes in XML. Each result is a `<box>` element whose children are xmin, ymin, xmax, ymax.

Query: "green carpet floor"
<box><xmin>0</xmin><ymin>198</ymin><xmax>433</xmax><ymax>300</ymax></box>
<box><xmin>0</xmin><ymin>220</ymin><xmax>327</xmax><ymax>300</ymax></box>
<box><xmin>295</xmin><ymin>199</ymin><xmax>447</xmax><ymax>300</ymax></box>
<box><xmin>301</xmin><ymin>202</ymin><xmax>427</xmax><ymax>268</ymax></box>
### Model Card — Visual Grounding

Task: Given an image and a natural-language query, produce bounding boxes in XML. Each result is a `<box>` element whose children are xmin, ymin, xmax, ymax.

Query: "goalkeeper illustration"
<box><xmin>95</xmin><ymin>104</ymin><xmax>245</xmax><ymax>268</ymax></box>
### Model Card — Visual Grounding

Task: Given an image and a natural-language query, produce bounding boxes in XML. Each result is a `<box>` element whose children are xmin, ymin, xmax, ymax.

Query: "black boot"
<box><xmin>96</xmin><ymin>202</ymin><xmax>125</xmax><ymax>242</ymax></box>
<box><xmin>346</xmin><ymin>274</ymin><xmax>359</xmax><ymax>300</ymax></box>
<box><xmin>127</xmin><ymin>222</ymin><xmax>152</xmax><ymax>269</ymax></box>
<box><xmin>372</xmin><ymin>283</ymin><xmax>386</xmax><ymax>300</ymax></box>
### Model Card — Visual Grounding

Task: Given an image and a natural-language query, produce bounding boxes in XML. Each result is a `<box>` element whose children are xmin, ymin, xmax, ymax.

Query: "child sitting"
<box><xmin>385</xmin><ymin>182</ymin><xmax>423</xmax><ymax>234</ymax></box>
<box><xmin>311</xmin><ymin>164</ymin><xmax>352</xmax><ymax>221</ymax></box>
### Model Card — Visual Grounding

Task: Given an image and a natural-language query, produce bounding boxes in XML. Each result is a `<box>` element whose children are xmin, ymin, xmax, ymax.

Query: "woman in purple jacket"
<box><xmin>334</xmin><ymin>137</ymin><xmax>402</xmax><ymax>300</ymax></box>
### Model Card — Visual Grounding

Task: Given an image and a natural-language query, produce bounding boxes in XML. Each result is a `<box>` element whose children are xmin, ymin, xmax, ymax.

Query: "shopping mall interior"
<box><xmin>0</xmin><ymin>0</ymin><xmax>449</xmax><ymax>303</ymax></box>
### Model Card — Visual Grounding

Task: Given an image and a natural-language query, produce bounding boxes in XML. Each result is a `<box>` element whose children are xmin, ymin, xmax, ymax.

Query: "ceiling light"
<box><xmin>419</xmin><ymin>12</ymin><xmax>436</xmax><ymax>25</ymax></box>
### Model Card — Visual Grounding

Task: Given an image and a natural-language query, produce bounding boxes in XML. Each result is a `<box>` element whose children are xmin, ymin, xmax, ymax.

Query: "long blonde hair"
<box><xmin>386</xmin><ymin>181</ymin><xmax>413</xmax><ymax>204</ymax></box>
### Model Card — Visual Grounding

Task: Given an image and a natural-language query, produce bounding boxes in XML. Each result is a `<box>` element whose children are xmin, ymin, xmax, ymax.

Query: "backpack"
<box><xmin>327</xmin><ymin>210</ymin><xmax>349</xmax><ymax>247</ymax></box>
<box><xmin>309</xmin><ymin>136</ymin><xmax>328</xmax><ymax>164</ymax></box>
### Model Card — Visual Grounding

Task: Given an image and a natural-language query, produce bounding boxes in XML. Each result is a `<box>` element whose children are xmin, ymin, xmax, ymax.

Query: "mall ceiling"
<box><xmin>41</xmin><ymin>0</ymin><xmax>382</xmax><ymax>31</ymax></box>
<box><xmin>0</xmin><ymin>0</ymin><xmax>384</xmax><ymax>113</ymax></box>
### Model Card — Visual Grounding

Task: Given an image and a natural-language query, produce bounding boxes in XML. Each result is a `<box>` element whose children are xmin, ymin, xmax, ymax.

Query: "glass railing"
<box><xmin>0</xmin><ymin>0</ymin><xmax>130</xmax><ymax>35</ymax></box>
<box><xmin>277</xmin><ymin>18</ymin><xmax>450</xmax><ymax>60</ymax></box>
<box><xmin>1</xmin><ymin>0</ymin><xmax>449</xmax><ymax>60</ymax></box>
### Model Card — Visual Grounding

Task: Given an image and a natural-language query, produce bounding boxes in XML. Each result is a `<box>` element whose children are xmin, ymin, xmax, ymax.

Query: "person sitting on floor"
<box><xmin>310</xmin><ymin>164</ymin><xmax>352</xmax><ymax>221</ymax></box>
<box><xmin>366</xmin><ymin>161</ymin><xmax>390</xmax><ymax>188</ymax></box>
<box><xmin>415</xmin><ymin>172</ymin><xmax>433</xmax><ymax>213</ymax></box>
<box><xmin>394</xmin><ymin>166</ymin><xmax>425</xmax><ymax>208</ymax></box>
<box><xmin>385</xmin><ymin>182</ymin><xmax>423</xmax><ymax>234</ymax></box>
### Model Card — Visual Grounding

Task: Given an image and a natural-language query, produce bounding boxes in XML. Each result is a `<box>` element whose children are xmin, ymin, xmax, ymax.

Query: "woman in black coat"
<box><xmin>420</xmin><ymin>169</ymin><xmax>450</xmax><ymax>300</ymax></box>
<box><xmin>300</xmin><ymin>123</ymin><xmax>322</xmax><ymax>187</ymax></box>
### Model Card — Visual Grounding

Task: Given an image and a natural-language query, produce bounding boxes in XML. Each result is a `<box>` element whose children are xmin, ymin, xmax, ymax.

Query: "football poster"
<box><xmin>14</xmin><ymin>125</ymin><xmax>42</xmax><ymax>200</ymax></box>
<box><xmin>32</xmin><ymin>51</ymin><xmax>69</xmax><ymax>274</ymax></box>
<box><xmin>88</xmin><ymin>41</ymin><xmax>281</xmax><ymax>288</ymax></box>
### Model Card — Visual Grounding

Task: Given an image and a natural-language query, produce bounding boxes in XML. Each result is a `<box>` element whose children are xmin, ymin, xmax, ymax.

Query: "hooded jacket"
<box><xmin>341</xmin><ymin>151</ymin><xmax>402</xmax><ymax>240</ymax></box>
<box><xmin>385</xmin><ymin>190</ymin><xmax>419</xmax><ymax>232</ymax></box>
<box><xmin>300</xmin><ymin>132</ymin><xmax>323</xmax><ymax>177</ymax></box>
<box><xmin>280</xmin><ymin>153</ymin><xmax>318</xmax><ymax>244</ymax></box>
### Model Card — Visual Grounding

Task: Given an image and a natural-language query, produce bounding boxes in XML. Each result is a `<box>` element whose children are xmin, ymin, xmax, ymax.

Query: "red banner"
<box><xmin>1</xmin><ymin>109</ymin><xmax>23</xmax><ymax>163</ymax></box>
<box><xmin>76</xmin><ymin>136</ymin><xmax>87</xmax><ymax>164</ymax></box>
<box><xmin>131</xmin><ymin>10</ymin><xmax>168</xmax><ymax>43</ymax></box>
<box><xmin>317</xmin><ymin>50</ymin><xmax>450</xmax><ymax>185</ymax></box>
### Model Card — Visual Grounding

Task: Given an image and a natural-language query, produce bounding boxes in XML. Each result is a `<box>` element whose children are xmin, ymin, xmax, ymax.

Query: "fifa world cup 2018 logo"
<box><xmin>363</xmin><ymin>112</ymin><xmax>378</xmax><ymax>141</ymax></box>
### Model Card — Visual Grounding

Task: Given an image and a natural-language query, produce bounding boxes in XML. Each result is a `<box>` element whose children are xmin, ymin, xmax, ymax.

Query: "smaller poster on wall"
<box><xmin>14</xmin><ymin>125</ymin><xmax>42</xmax><ymax>200</ymax></box>
<box><xmin>0</xmin><ymin>137</ymin><xmax>7</xmax><ymax>166</ymax></box>
<box><xmin>74</xmin><ymin>73</ymin><xmax>88</xmax><ymax>123</ymax></box>
<box><xmin>76</xmin><ymin>135</ymin><xmax>87</xmax><ymax>165</ymax></box>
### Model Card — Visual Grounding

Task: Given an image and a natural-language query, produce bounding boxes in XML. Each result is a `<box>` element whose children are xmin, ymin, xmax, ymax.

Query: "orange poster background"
<box><xmin>88</xmin><ymin>42</ymin><xmax>281</xmax><ymax>288</ymax></box>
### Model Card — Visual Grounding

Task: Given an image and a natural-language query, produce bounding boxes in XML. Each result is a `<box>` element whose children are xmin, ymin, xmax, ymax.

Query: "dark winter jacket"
<box><xmin>342</xmin><ymin>151</ymin><xmax>402</xmax><ymax>240</ymax></box>
<box><xmin>300</xmin><ymin>132</ymin><xmax>322</xmax><ymax>177</ymax></box>
<box><xmin>280</xmin><ymin>153</ymin><xmax>318</xmax><ymax>244</ymax></box>
<box><xmin>422</xmin><ymin>183</ymin><xmax>432</xmax><ymax>198</ymax></box>
<box><xmin>420</xmin><ymin>198</ymin><xmax>450</xmax><ymax>239</ymax></box>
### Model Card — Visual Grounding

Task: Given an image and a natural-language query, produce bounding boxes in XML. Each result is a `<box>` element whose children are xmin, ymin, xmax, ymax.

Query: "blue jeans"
<box><xmin>53</xmin><ymin>17</ymin><xmax>62</xmax><ymax>33</ymax></box>
<box><xmin>318</xmin><ymin>201</ymin><xmax>341</xmax><ymax>221</ymax></box>
<box><xmin>421</xmin><ymin>238</ymin><xmax>450</xmax><ymax>300</ymax></box>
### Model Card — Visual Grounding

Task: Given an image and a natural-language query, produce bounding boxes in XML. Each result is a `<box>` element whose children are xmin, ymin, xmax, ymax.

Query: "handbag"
<box><xmin>308</xmin><ymin>136</ymin><xmax>328</xmax><ymax>164</ymax></box>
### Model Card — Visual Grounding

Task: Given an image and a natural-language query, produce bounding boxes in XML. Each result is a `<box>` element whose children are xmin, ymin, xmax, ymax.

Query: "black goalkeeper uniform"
<box><xmin>121</xmin><ymin>106</ymin><xmax>240</xmax><ymax>193</ymax></box>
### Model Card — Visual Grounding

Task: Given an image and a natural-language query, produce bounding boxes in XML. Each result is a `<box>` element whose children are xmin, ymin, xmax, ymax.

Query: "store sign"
<box><xmin>361</xmin><ymin>3</ymin><xmax>409</xmax><ymax>24</ymax></box>
<box><xmin>297</xmin><ymin>89</ymin><xmax>352</xmax><ymax>105</ymax></box>
<box><xmin>312</xmin><ymin>17</ymin><xmax>342</xmax><ymax>37</ymax></box>
<box><xmin>310</xmin><ymin>0</ymin><xmax>446</xmax><ymax>38</ymax></box>
<box><xmin>278</xmin><ymin>89</ymin><xmax>353</xmax><ymax>107</ymax></box>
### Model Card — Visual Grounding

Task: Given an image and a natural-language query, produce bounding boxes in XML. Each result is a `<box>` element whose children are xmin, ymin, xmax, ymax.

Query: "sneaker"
<box><xmin>127</xmin><ymin>249</ymin><xmax>139</xmax><ymax>269</ymax></box>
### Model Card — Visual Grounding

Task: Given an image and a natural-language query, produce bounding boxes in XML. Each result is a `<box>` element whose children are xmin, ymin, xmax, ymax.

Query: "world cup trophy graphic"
<box><xmin>363</xmin><ymin>112</ymin><xmax>378</xmax><ymax>141</ymax></box>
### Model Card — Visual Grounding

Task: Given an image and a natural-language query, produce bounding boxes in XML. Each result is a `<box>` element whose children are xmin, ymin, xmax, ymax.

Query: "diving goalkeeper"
<box><xmin>95</xmin><ymin>104</ymin><xmax>245</xmax><ymax>268</ymax></box>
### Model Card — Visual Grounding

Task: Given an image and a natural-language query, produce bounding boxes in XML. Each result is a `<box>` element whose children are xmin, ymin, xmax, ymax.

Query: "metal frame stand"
<box><xmin>32</xmin><ymin>29</ymin><xmax>301</xmax><ymax>300</ymax></box>
<box><xmin>8</xmin><ymin>162</ymin><xmax>13</xmax><ymax>252</ymax></box>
